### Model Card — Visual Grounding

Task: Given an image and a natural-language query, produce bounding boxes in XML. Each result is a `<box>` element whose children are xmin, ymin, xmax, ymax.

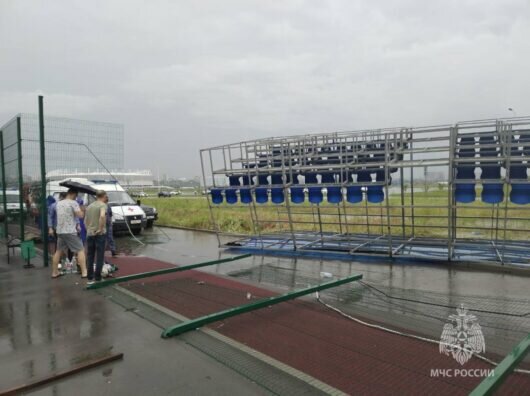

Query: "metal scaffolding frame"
<box><xmin>200</xmin><ymin>117</ymin><xmax>530</xmax><ymax>267</ymax></box>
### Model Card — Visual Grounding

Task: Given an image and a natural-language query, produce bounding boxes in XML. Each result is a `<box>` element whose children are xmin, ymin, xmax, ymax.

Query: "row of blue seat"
<box><xmin>245</xmin><ymin>142</ymin><xmax>407</xmax><ymax>169</ymax></box>
<box><xmin>212</xmin><ymin>170</ymin><xmax>388</xmax><ymax>205</ymax></box>
<box><xmin>210</xmin><ymin>185</ymin><xmax>385</xmax><ymax>205</ymax></box>
<box><xmin>455</xmin><ymin>136</ymin><xmax>530</xmax><ymax>204</ymax></box>
<box><xmin>455</xmin><ymin>183</ymin><xmax>530</xmax><ymax>204</ymax></box>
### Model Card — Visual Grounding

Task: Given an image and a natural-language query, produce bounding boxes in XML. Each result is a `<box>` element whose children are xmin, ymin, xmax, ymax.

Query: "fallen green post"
<box><xmin>86</xmin><ymin>254</ymin><xmax>252</xmax><ymax>290</ymax></box>
<box><xmin>161</xmin><ymin>273</ymin><xmax>363</xmax><ymax>338</ymax></box>
<box><xmin>470</xmin><ymin>332</ymin><xmax>530</xmax><ymax>396</ymax></box>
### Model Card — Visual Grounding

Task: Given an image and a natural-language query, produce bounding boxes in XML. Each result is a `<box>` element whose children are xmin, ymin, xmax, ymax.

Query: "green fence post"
<box><xmin>470</xmin><ymin>332</ymin><xmax>530</xmax><ymax>396</ymax></box>
<box><xmin>39</xmin><ymin>96</ymin><xmax>49</xmax><ymax>266</ymax></box>
<box><xmin>16</xmin><ymin>116</ymin><xmax>24</xmax><ymax>241</ymax></box>
<box><xmin>0</xmin><ymin>130</ymin><xmax>7</xmax><ymax>239</ymax></box>
<box><xmin>161</xmin><ymin>273</ymin><xmax>363</xmax><ymax>338</ymax></box>
<box><xmin>87</xmin><ymin>253</ymin><xmax>252</xmax><ymax>290</ymax></box>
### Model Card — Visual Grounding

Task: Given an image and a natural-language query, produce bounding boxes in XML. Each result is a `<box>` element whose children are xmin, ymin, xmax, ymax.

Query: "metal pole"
<box><xmin>470</xmin><ymin>332</ymin><xmax>530</xmax><ymax>396</ymax></box>
<box><xmin>249</xmin><ymin>141</ymin><xmax>264</xmax><ymax>249</ymax></box>
<box><xmin>399</xmin><ymin>132</ymin><xmax>406</xmax><ymax>237</ymax></box>
<box><xmin>409</xmin><ymin>131</ymin><xmax>415</xmax><ymax>236</ymax></box>
<box><xmin>281</xmin><ymin>141</ymin><xmax>298</xmax><ymax>250</ymax></box>
<box><xmin>200</xmin><ymin>150</ymin><xmax>221</xmax><ymax>247</ymax></box>
<box><xmin>87</xmin><ymin>253</ymin><xmax>251</xmax><ymax>290</ymax></box>
<box><xmin>38</xmin><ymin>96</ymin><xmax>49</xmax><ymax>267</ymax></box>
<box><xmin>500</xmin><ymin>122</ymin><xmax>511</xmax><ymax>264</ymax></box>
<box><xmin>384</xmin><ymin>134</ymin><xmax>392</xmax><ymax>257</ymax></box>
<box><xmin>0</xmin><ymin>131</ymin><xmax>8</xmax><ymax>240</ymax></box>
<box><xmin>161</xmin><ymin>272</ymin><xmax>363</xmax><ymax>338</ymax></box>
<box><xmin>16</xmin><ymin>117</ymin><xmax>24</xmax><ymax>241</ymax></box>
<box><xmin>448</xmin><ymin>126</ymin><xmax>456</xmax><ymax>261</ymax></box>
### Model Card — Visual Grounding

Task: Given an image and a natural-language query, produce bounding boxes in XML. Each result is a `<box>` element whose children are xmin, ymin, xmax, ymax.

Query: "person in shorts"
<box><xmin>52</xmin><ymin>188</ymin><xmax>87</xmax><ymax>278</ymax></box>
<box><xmin>48</xmin><ymin>191</ymin><xmax>67</xmax><ymax>253</ymax></box>
<box><xmin>84</xmin><ymin>190</ymin><xmax>108</xmax><ymax>284</ymax></box>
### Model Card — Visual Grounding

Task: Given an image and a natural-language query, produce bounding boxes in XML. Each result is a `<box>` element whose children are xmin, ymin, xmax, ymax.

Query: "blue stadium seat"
<box><xmin>346</xmin><ymin>186</ymin><xmax>362</xmax><ymax>203</ymax></box>
<box><xmin>455</xmin><ymin>136</ymin><xmax>476</xmax><ymax>203</ymax></box>
<box><xmin>510</xmin><ymin>184</ymin><xmax>530</xmax><ymax>204</ymax></box>
<box><xmin>290</xmin><ymin>173</ymin><xmax>305</xmax><ymax>204</ymax></box>
<box><xmin>481</xmin><ymin>182</ymin><xmax>503</xmax><ymax>204</ymax></box>
<box><xmin>343</xmin><ymin>171</ymin><xmax>361</xmax><ymax>203</ymax></box>
<box><xmin>290</xmin><ymin>187</ymin><xmax>305</xmax><ymax>203</ymax></box>
<box><xmin>356</xmin><ymin>170</ymin><xmax>372</xmax><ymax>184</ymax></box>
<box><xmin>479</xmin><ymin>136</ymin><xmax>503</xmax><ymax>204</ymax></box>
<box><xmin>367</xmin><ymin>170</ymin><xmax>385</xmax><ymax>203</ymax></box>
<box><xmin>356</xmin><ymin>170</ymin><xmax>371</xmax><ymax>203</ymax></box>
<box><xmin>305</xmin><ymin>172</ymin><xmax>323</xmax><ymax>204</ymax></box>
<box><xmin>225</xmin><ymin>175</ymin><xmax>240</xmax><ymax>204</ymax></box>
<box><xmin>327</xmin><ymin>187</ymin><xmax>342</xmax><ymax>203</ymax></box>
<box><xmin>255</xmin><ymin>174</ymin><xmax>269</xmax><ymax>204</ymax></box>
<box><xmin>455</xmin><ymin>184</ymin><xmax>476</xmax><ymax>203</ymax></box>
<box><xmin>321</xmin><ymin>172</ymin><xmax>342</xmax><ymax>203</ymax></box>
<box><xmin>270</xmin><ymin>174</ymin><xmax>284</xmax><ymax>204</ymax></box>
<box><xmin>239</xmin><ymin>175</ymin><xmax>253</xmax><ymax>204</ymax></box>
<box><xmin>510</xmin><ymin>136</ymin><xmax>529</xmax><ymax>204</ymax></box>
<box><xmin>210</xmin><ymin>189</ymin><xmax>223</xmax><ymax>204</ymax></box>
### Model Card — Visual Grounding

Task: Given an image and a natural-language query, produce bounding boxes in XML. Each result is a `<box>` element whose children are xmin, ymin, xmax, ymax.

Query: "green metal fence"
<box><xmin>0</xmin><ymin>96</ymin><xmax>125</xmax><ymax>267</ymax></box>
<box><xmin>0</xmin><ymin>99</ymin><xmax>49</xmax><ymax>265</ymax></box>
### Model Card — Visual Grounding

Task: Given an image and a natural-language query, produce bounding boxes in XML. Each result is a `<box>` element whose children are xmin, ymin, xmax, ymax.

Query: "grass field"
<box><xmin>144</xmin><ymin>191</ymin><xmax>530</xmax><ymax>240</ymax></box>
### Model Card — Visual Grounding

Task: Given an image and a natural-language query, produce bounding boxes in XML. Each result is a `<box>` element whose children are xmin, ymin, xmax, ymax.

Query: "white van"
<box><xmin>0</xmin><ymin>190</ymin><xmax>26</xmax><ymax>214</ymax></box>
<box><xmin>47</xmin><ymin>178</ymin><xmax>147</xmax><ymax>234</ymax></box>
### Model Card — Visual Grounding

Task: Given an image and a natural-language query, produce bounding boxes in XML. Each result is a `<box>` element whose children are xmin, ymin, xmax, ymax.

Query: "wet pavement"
<box><xmin>121</xmin><ymin>227</ymin><xmax>530</xmax><ymax>358</ymax></box>
<box><xmin>122</xmin><ymin>226</ymin><xmax>529</xmax><ymax>299</ymax></box>
<box><xmin>0</xmin><ymin>250</ymin><xmax>268</xmax><ymax>396</ymax></box>
<box><xmin>1</xmin><ymin>226</ymin><xmax>528</xmax><ymax>394</ymax></box>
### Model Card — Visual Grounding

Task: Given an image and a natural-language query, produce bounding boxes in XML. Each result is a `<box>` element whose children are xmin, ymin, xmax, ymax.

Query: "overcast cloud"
<box><xmin>1</xmin><ymin>0</ymin><xmax>529</xmax><ymax>178</ymax></box>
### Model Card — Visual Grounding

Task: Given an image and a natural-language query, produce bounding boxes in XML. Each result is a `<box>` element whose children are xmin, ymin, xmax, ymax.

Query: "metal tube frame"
<box><xmin>199</xmin><ymin>116</ymin><xmax>530</xmax><ymax>266</ymax></box>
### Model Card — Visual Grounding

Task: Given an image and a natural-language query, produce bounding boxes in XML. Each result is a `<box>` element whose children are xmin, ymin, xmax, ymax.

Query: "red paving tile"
<box><xmin>112</xmin><ymin>256</ymin><xmax>530</xmax><ymax>395</ymax></box>
<box><xmin>108</xmin><ymin>255</ymin><xmax>175</xmax><ymax>276</ymax></box>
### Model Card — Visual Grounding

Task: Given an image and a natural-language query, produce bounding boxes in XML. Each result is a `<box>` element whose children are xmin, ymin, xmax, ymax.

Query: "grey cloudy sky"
<box><xmin>1</xmin><ymin>0</ymin><xmax>529</xmax><ymax>178</ymax></box>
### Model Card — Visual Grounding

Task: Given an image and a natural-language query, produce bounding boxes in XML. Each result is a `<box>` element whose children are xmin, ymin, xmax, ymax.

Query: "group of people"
<box><xmin>48</xmin><ymin>189</ymin><xmax>116</xmax><ymax>285</ymax></box>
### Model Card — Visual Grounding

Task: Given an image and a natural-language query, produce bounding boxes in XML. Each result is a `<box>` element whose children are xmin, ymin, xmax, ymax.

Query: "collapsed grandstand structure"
<box><xmin>201</xmin><ymin>117</ymin><xmax>530</xmax><ymax>267</ymax></box>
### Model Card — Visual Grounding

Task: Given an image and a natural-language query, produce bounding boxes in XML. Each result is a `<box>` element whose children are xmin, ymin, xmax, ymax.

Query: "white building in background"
<box><xmin>47</xmin><ymin>169</ymin><xmax>154</xmax><ymax>187</ymax></box>
<box><xmin>0</xmin><ymin>114</ymin><xmax>154</xmax><ymax>188</ymax></box>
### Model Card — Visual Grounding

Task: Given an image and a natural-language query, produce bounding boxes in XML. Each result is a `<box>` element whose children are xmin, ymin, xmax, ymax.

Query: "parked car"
<box><xmin>137</xmin><ymin>201</ymin><xmax>158</xmax><ymax>228</ymax></box>
<box><xmin>0</xmin><ymin>190</ymin><xmax>26</xmax><ymax>215</ymax></box>
<box><xmin>158</xmin><ymin>191</ymin><xmax>171</xmax><ymax>198</ymax></box>
<box><xmin>130</xmin><ymin>191</ymin><xmax>148</xmax><ymax>198</ymax></box>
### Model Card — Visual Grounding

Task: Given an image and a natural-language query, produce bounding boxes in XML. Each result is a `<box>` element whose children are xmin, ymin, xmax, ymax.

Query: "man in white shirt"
<box><xmin>52</xmin><ymin>189</ymin><xmax>87</xmax><ymax>278</ymax></box>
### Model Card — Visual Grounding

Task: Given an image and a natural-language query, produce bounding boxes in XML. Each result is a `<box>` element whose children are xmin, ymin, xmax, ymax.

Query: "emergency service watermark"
<box><xmin>430</xmin><ymin>368</ymin><xmax>494</xmax><ymax>378</ymax></box>
<box><xmin>430</xmin><ymin>304</ymin><xmax>491</xmax><ymax>378</ymax></box>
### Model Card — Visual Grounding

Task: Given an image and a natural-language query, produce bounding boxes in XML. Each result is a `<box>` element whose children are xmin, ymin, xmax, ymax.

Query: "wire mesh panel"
<box><xmin>107</xmin><ymin>253</ymin><xmax>530</xmax><ymax>394</ymax></box>
<box><xmin>1</xmin><ymin>110</ymin><xmax>128</xmax><ymax>265</ymax></box>
<box><xmin>1</xmin><ymin>113</ymin><xmax>124</xmax><ymax>237</ymax></box>
<box><xmin>201</xmin><ymin>117</ymin><xmax>530</xmax><ymax>267</ymax></box>
<box><xmin>0</xmin><ymin>116</ymin><xmax>25</xmax><ymax>241</ymax></box>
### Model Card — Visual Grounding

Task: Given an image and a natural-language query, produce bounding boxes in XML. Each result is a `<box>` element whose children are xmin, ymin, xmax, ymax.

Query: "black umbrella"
<box><xmin>59</xmin><ymin>179</ymin><xmax>98</xmax><ymax>195</ymax></box>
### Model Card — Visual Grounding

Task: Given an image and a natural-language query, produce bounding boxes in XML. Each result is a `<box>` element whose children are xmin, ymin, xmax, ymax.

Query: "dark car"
<box><xmin>134</xmin><ymin>199</ymin><xmax>158</xmax><ymax>228</ymax></box>
<box><xmin>158</xmin><ymin>191</ymin><xmax>171</xmax><ymax>198</ymax></box>
<box><xmin>141</xmin><ymin>204</ymin><xmax>158</xmax><ymax>228</ymax></box>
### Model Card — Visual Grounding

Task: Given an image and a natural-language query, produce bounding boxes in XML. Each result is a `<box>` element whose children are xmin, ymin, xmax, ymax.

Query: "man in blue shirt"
<box><xmin>48</xmin><ymin>192</ymin><xmax>67</xmax><ymax>240</ymax></box>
